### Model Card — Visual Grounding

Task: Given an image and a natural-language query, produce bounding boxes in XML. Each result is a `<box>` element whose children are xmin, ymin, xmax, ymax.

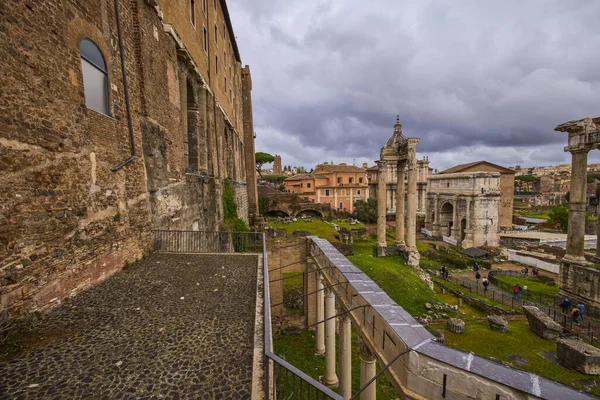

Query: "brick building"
<box><xmin>284</xmin><ymin>163</ymin><xmax>369</xmax><ymax>213</ymax></box>
<box><xmin>0</xmin><ymin>0</ymin><xmax>258</xmax><ymax>314</ymax></box>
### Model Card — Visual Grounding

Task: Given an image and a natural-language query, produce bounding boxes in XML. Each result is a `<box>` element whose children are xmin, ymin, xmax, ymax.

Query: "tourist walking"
<box><xmin>571</xmin><ymin>307</ymin><xmax>581</xmax><ymax>325</ymax></box>
<box><xmin>559</xmin><ymin>298</ymin><xmax>572</xmax><ymax>314</ymax></box>
<box><xmin>475</xmin><ymin>271</ymin><xmax>481</xmax><ymax>285</ymax></box>
<box><xmin>441</xmin><ymin>266</ymin><xmax>448</xmax><ymax>279</ymax></box>
<box><xmin>482</xmin><ymin>277</ymin><xmax>489</xmax><ymax>292</ymax></box>
<box><xmin>577</xmin><ymin>303</ymin><xmax>585</xmax><ymax>322</ymax></box>
<box><xmin>512</xmin><ymin>284</ymin><xmax>522</xmax><ymax>299</ymax></box>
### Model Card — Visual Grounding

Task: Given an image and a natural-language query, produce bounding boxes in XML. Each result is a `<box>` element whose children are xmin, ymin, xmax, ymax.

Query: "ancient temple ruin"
<box><xmin>376</xmin><ymin>118</ymin><xmax>420</xmax><ymax>266</ymax></box>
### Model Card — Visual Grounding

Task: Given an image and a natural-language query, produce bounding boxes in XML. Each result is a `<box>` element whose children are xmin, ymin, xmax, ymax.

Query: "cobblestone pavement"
<box><xmin>0</xmin><ymin>253</ymin><xmax>258</xmax><ymax>399</ymax></box>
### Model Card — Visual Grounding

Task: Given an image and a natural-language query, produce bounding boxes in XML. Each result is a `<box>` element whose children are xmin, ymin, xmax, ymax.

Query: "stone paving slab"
<box><xmin>0</xmin><ymin>253</ymin><xmax>258</xmax><ymax>399</ymax></box>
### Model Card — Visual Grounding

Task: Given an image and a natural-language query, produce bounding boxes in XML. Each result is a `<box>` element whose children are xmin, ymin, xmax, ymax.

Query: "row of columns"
<box><xmin>315</xmin><ymin>275</ymin><xmax>377</xmax><ymax>399</ymax></box>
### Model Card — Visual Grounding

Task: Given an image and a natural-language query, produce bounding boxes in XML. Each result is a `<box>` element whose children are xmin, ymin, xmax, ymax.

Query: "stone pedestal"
<box><xmin>557</xmin><ymin>339</ymin><xmax>600</xmax><ymax>375</ymax></box>
<box><xmin>447</xmin><ymin>318</ymin><xmax>465</xmax><ymax>333</ymax></box>
<box><xmin>522</xmin><ymin>306</ymin><xmax>562</xmax><ymax>340</ymax></box>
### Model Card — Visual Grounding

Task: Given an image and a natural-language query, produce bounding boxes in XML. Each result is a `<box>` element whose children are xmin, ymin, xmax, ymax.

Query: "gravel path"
<box><xmin>0</xmin><ymin>253</ymin><xmax>258</xmax><ymax>399</ymax></box>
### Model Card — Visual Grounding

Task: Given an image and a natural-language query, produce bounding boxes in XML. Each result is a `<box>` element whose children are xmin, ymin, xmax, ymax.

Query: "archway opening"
<box><xmin>264</xmin><ymin>210</ymin><xmax>290</xmax><ymax>218</ymax></box>
<box><xmin>440</xmin><ymin>202</ymin><xmax>454</xmax><ymax>237</ymax></box>
<box><xmin>296</xmin><ymin>210</ymin><xmax>323</xmax><ymax>218</ymax></box>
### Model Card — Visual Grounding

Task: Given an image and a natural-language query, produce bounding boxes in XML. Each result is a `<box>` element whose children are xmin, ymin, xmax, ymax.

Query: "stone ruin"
<box><xmin>447</xmin><ymin>318</ymin><xmax>465</xmax><ymax>333</ymax></box>
<box><xmin>487</xmin><ymin>315</ymin><xmax>509</xmax><ymax>332</ymax></box>
<box><xmin>557</xmin><ymin>339</ymin><xmax>600</xmax><ymax>375</ymax></box>
<box><xmin>522</xmin><ymin>306</ymin><xmax>562</xmax><ymax>340</ymax></box>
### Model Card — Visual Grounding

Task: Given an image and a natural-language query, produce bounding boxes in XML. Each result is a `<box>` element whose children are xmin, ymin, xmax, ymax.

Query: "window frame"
<box><xmin>80</xmin><ymin>38</ymin><xmax>110</xmax><ymax>116</ymax></box>
<box><xmin>190</xmin><ymin>0</ymin><xmax>196</xmax><ymax>28</ymax></box>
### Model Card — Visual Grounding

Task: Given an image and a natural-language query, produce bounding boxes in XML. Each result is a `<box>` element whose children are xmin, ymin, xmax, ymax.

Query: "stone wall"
<box><xmin>0</xmin><ymin>0</ymin><xmax>256</xmax><ymax>315</ymax></box>
<box><xmin>560</xmin><ymin>261</ymin><xmax>600</xmax><ymax>308</ymax></box>
<box><xmin>233</xmin><ymin>182</ymin><xmax>249</xmax><ymax>224</ymax></box>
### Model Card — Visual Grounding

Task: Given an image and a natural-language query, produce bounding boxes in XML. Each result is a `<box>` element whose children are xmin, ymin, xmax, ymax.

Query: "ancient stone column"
<box><xmin>432</xmin><ymin>194</ymin><xmax>440</xmax><ymax>236</ymax></box>
<box><xmin>339</xmin><ymin>314</ymin><xmax>352</xmax><ymax>399</ymax></box>
<box><xmin>406</xmin><ymin>158</ymin><xmax>418</xmax><ymax>249</ymax></box>
<box><xmin>359</xmin><ymin>340</ymin><xmax>376</xmax><ymax>400</ymax></box>
<box><xmin>314</xmin><ymin>275</ymin><xmax>325</xmax><ymax>354</ymax></box>
<box><xmin>424</xmin><ymin>195</ymin><xmax>432</xmax><ymax>230</ymax></box>
<box><xmin>463</xmin><ymin>197</ymin><xmax>474</xmax><ymax>248</ymax></box>
<box><xmin>377</xmin><ymin>162</ymin><xmax>388</xmax><ymax>250</ymax></box>
<box><xmin>395</xmin><ymin>161</ymin><xmax>406</xmax><ymax>247</ymax></box>
<box><xmin>323</xmin><ymin>289</ymin><xmax>338</xmax><ymax>387</ymax></box>
<box><xmin>566</xmin><ymin>149</ymin><xmax>589</xmax><ymax>262</ymax></box>
<box><xmin>451</xmin><ymin>196</ymin><xmax>460</xmax><ymax>240</ymax></box>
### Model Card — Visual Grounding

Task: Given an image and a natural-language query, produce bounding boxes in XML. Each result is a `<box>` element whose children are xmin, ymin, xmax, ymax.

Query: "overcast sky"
<box><xmin>228</xmin><ymin>0</ymin><xmax>600</xmax><ymax>172</ymax></box>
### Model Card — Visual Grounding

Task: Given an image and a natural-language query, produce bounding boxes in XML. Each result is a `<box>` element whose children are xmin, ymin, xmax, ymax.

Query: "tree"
<box><xmin>548</xmin><ymin>206</ymin><xmax>569</xmax><ymax>233</ymax></box>
<box><xmin>255</xmin><ymin>152</ymin><xmax>275</xmax><ymax>179</ymax></box>
<box><xmin>354</xmin><ymin>198</ymin><xmax>378</xmax><ymax>224</ymax></box>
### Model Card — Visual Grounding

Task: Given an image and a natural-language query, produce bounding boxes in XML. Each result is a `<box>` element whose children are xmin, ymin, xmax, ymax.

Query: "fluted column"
<box><xmin>314</xmin><ymin>274</ymin><xmax>325</xmax><ymax>354</ymax></box>
<box><xmin>377</xmin><ymin>162</ymin><xmax>388</xmax><ymax>249</ymax></box>
<box><xmin>463</xmin><ymin>198</ymin><xmax>474</xmax><ymax>248</ymax></box>
<box><xmin>566</xmin><ymin>150</ymin><xmax>588</xmax><ymax>262</ymax></box>
<box><xmin>432</xmin><ymin>194</ymin><xmax>440</xmax><ymax>236</ymax></box>
<box><xmin>339</xmin><ymin>315</ymin><xmax>352</xmax><ymax>399</ymax></box>
<box><xmin>323</xmin><ymin>289</ymin><xmax>338</xmax><ymax>387</ymax></box>
<box><xmin>451</xmin><ymin>196</ymin><xmax>460</xmax><ymax>239</ymax></box>
<box><xmin>359</xmin><ymin>340</ymin><xmax>376</xmax><ymax>400</ymax></box>
<box><xmin>395</xmin><ymin>161</ymin><xmax>406</xmax><ymax>246</ymax></box>
<box><xmin>406</xmin><ymin>159</ymin><xmax>418</xmax><ymax>249</ymax></box>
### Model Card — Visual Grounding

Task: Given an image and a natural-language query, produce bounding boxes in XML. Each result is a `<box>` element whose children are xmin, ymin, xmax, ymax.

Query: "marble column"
<box><xmin>451</xmin><ymin>196</ymin><xmax>460</xmax><ymax>239</ymax></box>
<box><xmin>377</xmin><ymin>162</ymin><xmax>388</xmax><ymax>249</ymax></box>
<box><xmin>323</xmin><ymin>289</ymin><xmax>338</xmax><ymax>387</ymax></box>
<box><xmin>566</xmin><ymin>150</ymin><xmax>589</xmax><ymax>263</ymax></box>
<box><xmin>395</xmin><ymin>161</ymin><xmax>406</xmax><ymax>246</ymax></box>
<box><xmin>432</xmin><ymin>194</ymin><xmax>440</xmax><ymax>236</ymax></box>
<box><xmin>314</xmin><ymin>274</ymin><xmax>325</xmax><ymax>354</ymax></box>
<box><xmin>463</xmin><ymin>198</ymin><xmax>474</xmax><ymax>248</ymax></box>
<box><xmin>406</xmin><ymin>159</ymin><xmax>418</xmax><ymax>249</ymax></box>
<box><xmin>359</xmin><ymin>340</ymin><xmax>376</xmax><ymax>400</ymax></box>
<box><xmin>339</xmin><ymin>315</ymin><xmax>352</xmax><ymax>399</ymax></box>
<box><xmin>424</xmin><ymin>195</ymin><xmax>431</xmax><ymax>230</ymax></box>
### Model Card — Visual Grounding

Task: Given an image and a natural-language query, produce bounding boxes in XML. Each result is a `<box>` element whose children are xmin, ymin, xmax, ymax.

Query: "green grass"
<box><xmin>331</xmin><ymin>219</ymin><xmax>365</xmax><ymax>229</ymax></box>
<box><xmin>348</xmin><ymin>240</ymin><xmax>440</xmax><ymax>316</ymax></box>
<box><xmin>430</xmin><ymin>320</ymin><xmax>600</xmax><ymax>393</ymax></box>
<box><xmin>434</xmin><ymin>284</ymin><xmax>485</xmax><ymax>320</ymax></box>
<box><xmin>514</xmin><ymin>209</ymin><xmax>550</xmax><ymax>220</ymax></box>
<box><xmin>274</xmin><ymin>328</ymin><xmax>398</xmax><ymax>399</ymax></box>
<box><xmin>494</xmin><ymin>275</ymin><xmax>560</xmax><ymax>298</ymax></box>
<box><xmin>433</xmin><ymin>277</ymin><xmax>514</xmax><ymax>312</ymax></box>
<box><xmin>269</xmin><ymin>219</ymin><xmax>338</xmax><ymax>239</ymax></box>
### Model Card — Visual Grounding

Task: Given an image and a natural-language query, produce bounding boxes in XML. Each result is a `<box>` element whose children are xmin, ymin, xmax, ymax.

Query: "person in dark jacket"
<box><xmin>559</xmin><ymin>298</ymin><xmax>571</xmax><ymax>314</ymax></box>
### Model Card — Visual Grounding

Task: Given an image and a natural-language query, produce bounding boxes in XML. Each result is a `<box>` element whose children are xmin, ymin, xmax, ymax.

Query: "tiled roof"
<box><xmin>438</xmin><ymin>161</ymin><xmax>514</xmax><ymax>174</ymax></box>
<box><xmin>284</xmin><ymin>174</ymin><xmax>327</xmax><ymax>181</ymax></box>
<box><xmin>316</xmin><ymin>164</ymin><xmax>366</xmax><ymax>173</ymax></box>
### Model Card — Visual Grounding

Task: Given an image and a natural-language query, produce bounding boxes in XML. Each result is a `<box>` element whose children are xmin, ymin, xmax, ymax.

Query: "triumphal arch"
<box><xmin>376</xmin><ymin>117</ymin><xmax>420</xmax><ymax>266</ymax></box>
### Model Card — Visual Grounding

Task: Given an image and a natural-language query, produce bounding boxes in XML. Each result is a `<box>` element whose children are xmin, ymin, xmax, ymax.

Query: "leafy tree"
<box><xmin>548</xmin><ymin>206</ymin><xmax>569</xmax><ymax>233</ymax></box>
<box><xmin>354</xmin><ymin>198</ymin><xmax>378</xmax><ymax>224</ymax></box>
<box><xmin>255</xmin><ymin>152</ymin><xmax>275</xmax><ymax>179</ymax></box>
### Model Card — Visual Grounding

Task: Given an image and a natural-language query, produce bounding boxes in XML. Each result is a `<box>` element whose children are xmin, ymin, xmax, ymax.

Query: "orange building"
<box><xmin>284</xmin><ymin>163</ymin><xmax>369</xmax><ymax>212</ymax></box>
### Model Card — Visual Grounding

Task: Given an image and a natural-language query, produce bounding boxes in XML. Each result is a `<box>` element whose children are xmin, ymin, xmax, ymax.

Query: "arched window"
<box><xmin>80</xmin><ymin>39</ymin><xmax>109</xmax><ymax>115</ymax></box>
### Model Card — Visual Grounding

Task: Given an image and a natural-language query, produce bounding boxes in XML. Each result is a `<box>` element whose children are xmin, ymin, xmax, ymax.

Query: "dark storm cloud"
<box><xmin>229</xmin><ymin>0</ymin><xmax>600</xmax><ymax>170</ymax></box>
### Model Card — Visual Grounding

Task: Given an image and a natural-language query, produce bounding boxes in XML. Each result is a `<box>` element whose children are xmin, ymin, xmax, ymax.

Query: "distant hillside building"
<box><xmin>435</xmin><ymin>161</ymin><xmax>515</xmax><ymax>229</ymax></box>
<box><xmin>284</xmin><ymin>163</ymin><xmax>369</xmax><ymax>212</ymax></box>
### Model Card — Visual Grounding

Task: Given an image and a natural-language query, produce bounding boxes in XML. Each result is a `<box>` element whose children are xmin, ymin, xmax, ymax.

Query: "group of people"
<box><xmin>520</xmin><ymin>266</ymin><xmax>539</xmax><ymax>277</ymax></box>
<box><xmin>559</xmin><ymin>298</ymin><xmax>586</xmax><ymax>324</ymax></box>
<box><xmin>473</xmin><ymin>264</ymin><xmax>490</xmax><ymax>292</ymax></box>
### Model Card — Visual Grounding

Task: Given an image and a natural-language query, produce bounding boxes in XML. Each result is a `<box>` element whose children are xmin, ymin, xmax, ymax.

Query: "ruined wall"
<box><xmin>233</xmin><ymin>182</ymin><xmax>249</xmax><ymax>224</ymax></box>
<box><xmin>560</xmin><ymin>261</ymin><xmax>600</xmax><ymax>308</ymax></box>
<box><xmin>0</xmin><ymin>0</ymin><xmax>256</xmax><ymax>315</ymax></box>
<box><xmin>0</xmin><ymin>0</ymin><xmax>152</xmax><ymax>314</ymax></box>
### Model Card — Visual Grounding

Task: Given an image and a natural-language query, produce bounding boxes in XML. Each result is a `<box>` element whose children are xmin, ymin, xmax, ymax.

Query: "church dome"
<box><xmin>384</xmin><ymin>116</ymin><xmax>406</xmax><ymax>148</ymax></box>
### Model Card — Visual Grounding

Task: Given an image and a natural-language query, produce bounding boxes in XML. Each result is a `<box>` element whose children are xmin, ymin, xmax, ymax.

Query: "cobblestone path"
<box><xmin>0</xmin><ymin>253</ymin><xmax>258</xmax><ymax>399</ymax></box>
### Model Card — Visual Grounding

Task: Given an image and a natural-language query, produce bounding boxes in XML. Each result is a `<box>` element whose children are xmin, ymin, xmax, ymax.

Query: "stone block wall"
<box><xmin>233</xmin><ymin>182</ymin><xmax>249</xmax><ymax>224</ymax></box>
<box><xmin>560</xmin><ymin>261</ymin><xmax>600</xmax><ymax>308</ymax></box>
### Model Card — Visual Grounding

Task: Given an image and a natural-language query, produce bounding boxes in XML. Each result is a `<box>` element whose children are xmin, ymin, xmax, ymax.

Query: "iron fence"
<box><xmin>487</xmin><ymin>270</ymin><xmax>557</xmax><ymax>307</ymax></box>
<box><xmin>152</xmin><ymin>230</ymin><xmax>264</xmax><ymax>254</ymax></box>
<box><xmin>262</xmin><ymin>234</ymin><xmax>342</xmax><ymax>400</ymax></box>
<box><xmin>437</xmin><ymin>274</ymin><xmax>600</xmax><ymax>345</ymax></box>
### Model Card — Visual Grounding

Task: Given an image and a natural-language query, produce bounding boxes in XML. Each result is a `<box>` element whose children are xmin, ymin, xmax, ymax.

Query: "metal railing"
<box><xmin>437</xmin><ymin>274</ymin><xmax>600</xmax><ymax>345</ymax></box>
<box><xmin>263</xmin><ymin>235</ymin><xmax>343</xmax><ymax>400</ymax></box>
<box><xmin>152</xmin><ymin>230</ymin><xmax>264</xmax><ymax>254</ymax></box>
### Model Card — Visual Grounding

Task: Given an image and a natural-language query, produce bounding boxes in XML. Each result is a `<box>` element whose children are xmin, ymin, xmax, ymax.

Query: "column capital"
<box><xmin>358</xmin><ymin>339</ymin><xmax>375</xmax><ymax>362</ymax></box>
<box><xmin>324</xmin><ymin>287</ymin><xmax>335</xmax><ymax>298</ymax></box>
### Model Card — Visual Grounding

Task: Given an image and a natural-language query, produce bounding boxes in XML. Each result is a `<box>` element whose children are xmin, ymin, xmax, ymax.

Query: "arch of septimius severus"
<box><xmin>376</xmin><ymin>117</ymin><xmax>420</xmax><ymax>266</ymax></box>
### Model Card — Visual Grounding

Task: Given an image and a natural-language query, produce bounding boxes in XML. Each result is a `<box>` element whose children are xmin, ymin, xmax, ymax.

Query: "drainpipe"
<box><xmin>111</xmin><ymin>0</ymin><xmax>136</xmax><ymax>172</ymax></box>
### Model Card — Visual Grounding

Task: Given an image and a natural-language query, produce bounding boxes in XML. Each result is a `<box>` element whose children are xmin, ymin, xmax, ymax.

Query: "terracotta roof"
<box><xmin>285</xmin><ymin>174</ymin><xmax>327</xmax><ymax>181</ymax></box>
<box><xmin>438</xmin><ymin>161</ymin><xmax>514</xmax><ymax>175</ymax></box>
<box><xmin>316</xmin><ymin>164</ymin><xmax>366</xmax><ymax>173</ymax></box>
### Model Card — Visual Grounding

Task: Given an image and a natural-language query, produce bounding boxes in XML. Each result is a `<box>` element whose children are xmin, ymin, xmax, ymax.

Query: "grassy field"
<box><xmin>430</xmin><ymin>320</ymin><xmax>600</xmax><ymax>394</ymax></box>
<box><xmin>331</xmin><ymin>219</ymin><xmax>365</xmax><ymax>229</ymax></box>
<box><xmin>348</xmin><ymin>240</ymin><xmax>440</xmax><ymax>316</ymax></box>
<box><xmin>513</xmin><ymin>209</ymin><xmax>551</xmax><ymax>220</ymax></box>
<box><xmin>494</xmin><ymin>275</ymin><xmax>560</xmax><ymax>298</ymax></box>
<box><xmin>269</xmin><ymin>219</ymin><xmax>338</xmax><ymax>239</ymax></box>
<box><xmin>433</xmin><ymin>277</ymin><xmax>514</xmax><ymax>311</ymax></box>
<box><xmin>274</xmin><ymin>329</ymin><xmax>398</xmax><ymax>399</ymax></box>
